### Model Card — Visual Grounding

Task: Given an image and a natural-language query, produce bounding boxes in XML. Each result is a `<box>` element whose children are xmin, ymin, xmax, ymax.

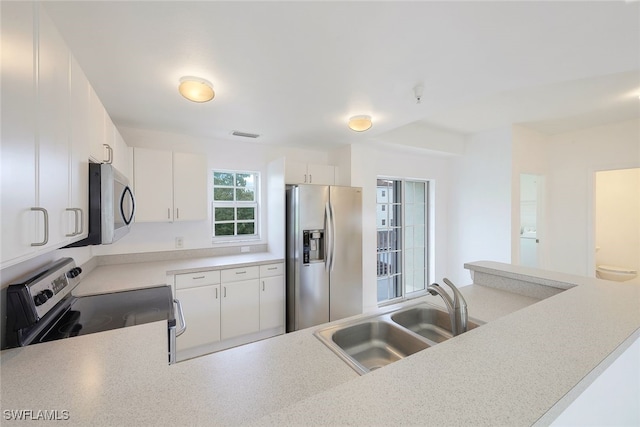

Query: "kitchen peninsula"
<box><xmin>1</xmin><ymin>261</ymin><xmax>638</xmax><ymax>426</ymax></box>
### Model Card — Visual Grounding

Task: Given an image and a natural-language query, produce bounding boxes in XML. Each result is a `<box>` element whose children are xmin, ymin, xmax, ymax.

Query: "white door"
<box><xmin>176</xmin><ymin>284</ymin><xmax>221</xmax><ymax>352</ymax></box>
<box><xmin>133</xmin><ymin>147</ymin><xmax>173</xmax><ymax>222</ymax></box>
<box><xmin>221</xmin><ymin>279</ymin><xmax>260</xmax><ymax>340</ymax></box>
<box><xmin>260</xmin><ymin>276</ymin><xmax>284</xmax><ymax>331</ymax></box>
<box><xmin>173</xmin><ymin>152</ymin><xmax>207</xmax><ymax>221</ymax></box>
<box><xmin>37</xmin><ymin>9</ymin><xmax>71</xmax><ymax>248</ymax></box>
<box><xmin>1</xmin><ymin>1</ymin><xmax>37</xmax><ymax>266</ymax></box>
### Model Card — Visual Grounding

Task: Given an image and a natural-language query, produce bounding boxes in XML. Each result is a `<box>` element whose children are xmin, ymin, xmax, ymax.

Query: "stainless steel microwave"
<box><xmin>67</xmin><ymin>163</ymin><xmax>135</xmax><ymax>247</ymax></box>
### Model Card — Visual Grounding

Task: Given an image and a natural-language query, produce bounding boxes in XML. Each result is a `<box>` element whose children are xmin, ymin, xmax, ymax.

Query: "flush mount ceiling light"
<box><xmin>178</xmin><ymin>76</ymin><xmax>215</xmax><ymax>103</ymax></box>
<box><xmin>348</xmin><ymin>115</ymin><xmax>372</xmax><ymax>132</ymax></box>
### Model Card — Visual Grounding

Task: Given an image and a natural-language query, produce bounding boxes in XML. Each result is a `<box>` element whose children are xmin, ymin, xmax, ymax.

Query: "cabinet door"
<box><xmin>307</xmin><ymin>164</ymin><xmax>335</xmax><ymax>185</ymax></box>
<box><xmin>88</xmin><ymin>87</ymin><xmax>106</xmax><ymax>163</ymax></box>
<box><xmin>133</xmin><ymin>147</ymin><xmax>173</xmax><ymax>222</ymax></box>
<box><xmin>260</xmin><ymin>275</ymin><xmax>284</xmax><ymax>331</ymax></box>
<box><xmin>176</xmin><ymin>284</ymin><xmax>221</xmax><ymax>352</ymax></box>
<box><xmin>173</xmin><ymin>152</ymin><xmax>207</xmax><ymax>221</ymax></box>
<box><xmin>1</xmin><ymin>1</ymin><xmax>37</xmax><ymax>266</ymax></box>
<box><xmin>38</xmin><ymin>8</ymin><xmax>71</xmax><ymax>248</ymax></box>
<box><xmin>68</xmin><ymin>56</ymin><xmax>90</xmax><ymax>241</ymax></box>
<box><xmin>221</xmin><ymin>279</ymin><xmax>260</xmax><ymax>340</ymax></box>
<box><xmin>112</xmin><ymin>128</ymin><xmax>130</xmax><ymax>180</ymax></box>
<box><xmin>285</xmin><ymin>161</ymin><xmax>308</xmax><ymax>184</ymax></box>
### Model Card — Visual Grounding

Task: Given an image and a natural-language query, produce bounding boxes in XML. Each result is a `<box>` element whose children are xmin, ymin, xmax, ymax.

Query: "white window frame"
<box><xmin>211</xmin><ymin>169</ymin><xmax>260</xmax><ymax>242</ymax></box>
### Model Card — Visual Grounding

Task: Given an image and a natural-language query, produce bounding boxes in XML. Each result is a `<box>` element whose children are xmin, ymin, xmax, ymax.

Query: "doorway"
<box><xmin>519</xmin><ymin>174</ymin><xmax>544</xmax><ymax>268</ymax></box>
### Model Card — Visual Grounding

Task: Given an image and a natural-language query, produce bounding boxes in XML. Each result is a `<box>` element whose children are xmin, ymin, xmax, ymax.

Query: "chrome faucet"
<box><xmin>427</xmin><ymin>278</ymin><xmax>468</xmax><ymax>336</ymax></box>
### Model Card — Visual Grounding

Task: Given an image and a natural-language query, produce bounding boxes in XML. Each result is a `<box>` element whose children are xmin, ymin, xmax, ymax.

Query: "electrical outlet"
<box><xmin>241</xmin><ymin>246</ymin><xmax>250</xmax><ymax>253</ymax></box>
<box><xmin>175</xmin><ymin>237</ymin><xmax>184</xmax><ymax>249</ymax></box>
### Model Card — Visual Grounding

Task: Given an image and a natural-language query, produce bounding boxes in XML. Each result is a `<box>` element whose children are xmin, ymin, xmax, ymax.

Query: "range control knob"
<box><xmin>33</xmin><ymin>290</ymin><xmax>52</xmax><ymax>306</ymax></box>
<box><xmin>66</xmin><ymin>267</ymin><xmax>82</xmax><ymax>278</ymax></box>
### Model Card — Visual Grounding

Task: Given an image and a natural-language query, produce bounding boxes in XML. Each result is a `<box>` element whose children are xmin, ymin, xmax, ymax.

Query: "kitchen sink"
<box><xmin>314</xmin><ymin>302</ymin><xmax>484</xmax><ymax>375</ymax></box>
<box><xmin>329</xmin><ymin>321</ymin><xmax>429</xmax><ymax>374</ymax></box>
<box><xmin>391</xmin><ymin>305</ymin><xmax>482</xmax><ymax>343</ymax></box>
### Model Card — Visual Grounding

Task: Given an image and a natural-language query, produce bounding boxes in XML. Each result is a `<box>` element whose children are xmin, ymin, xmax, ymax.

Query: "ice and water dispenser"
<box><xmin>303</xmin><ymin>230</ymin><xmax>324</xmax><ymax>264</ymax></box>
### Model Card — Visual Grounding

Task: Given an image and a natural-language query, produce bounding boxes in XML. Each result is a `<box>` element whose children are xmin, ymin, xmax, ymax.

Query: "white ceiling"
<box><xmin>44</xmin><ymin>1</ymin><xmax>640</xmax><ymax>150</ymax></box>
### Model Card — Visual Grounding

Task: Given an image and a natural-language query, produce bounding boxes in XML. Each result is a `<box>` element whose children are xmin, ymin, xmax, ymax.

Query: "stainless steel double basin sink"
<box><xmin>314</xmin><ymin>302</ymin><xmax>483</xmax><ymax>375</ymax></box>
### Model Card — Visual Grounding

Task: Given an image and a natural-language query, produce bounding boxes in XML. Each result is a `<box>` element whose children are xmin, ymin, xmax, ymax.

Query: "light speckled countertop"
<box><xmin>73</xmin><ymin>252</ymin><xmax>283</xmax><ymax>296</ymax></box>
<box><xmin>2</xmin><ymin>261</ymin><xmax>639</xmax><ymax>426</ymax></box>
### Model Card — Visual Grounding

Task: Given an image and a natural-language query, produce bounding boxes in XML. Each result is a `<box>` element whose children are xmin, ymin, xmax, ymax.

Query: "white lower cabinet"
<box><xmin>174</xmin><ymin>262</ymin><xmax>284</xmax><ymax>362</ymax></box>
<box><xmin>175</xmin><ymin>271</ymin><xmax>221</xmax><ymax>354</ymax></box>
<box><xmin>260</xmin><ymin>264</ymin><xmax>285</xmax><ymax>331</ymax></box>
<box><xmin>221</xmin><ymin>278</ymin><xmax>260</xmax><ymax>340</ymax></box>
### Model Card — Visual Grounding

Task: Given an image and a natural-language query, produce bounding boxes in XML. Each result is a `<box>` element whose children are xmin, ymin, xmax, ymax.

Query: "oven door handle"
<box><xmin>173</xmin><ymin>298</ymin><xmax>187</xmax><ymax>337</ymax></box>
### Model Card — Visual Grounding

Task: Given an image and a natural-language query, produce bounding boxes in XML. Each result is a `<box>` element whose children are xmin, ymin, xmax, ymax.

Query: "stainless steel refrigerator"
<box><xmin>286</xmin><ymin>185</ymin><xmax>363</xmax><ymax>332</ymax></box>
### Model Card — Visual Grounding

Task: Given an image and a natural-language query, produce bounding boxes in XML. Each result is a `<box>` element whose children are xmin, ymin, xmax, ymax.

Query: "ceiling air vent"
<box><xmin>231</xmin><ymin>130</ymin><xmax>260</xmax><ymax>139</ymax></box>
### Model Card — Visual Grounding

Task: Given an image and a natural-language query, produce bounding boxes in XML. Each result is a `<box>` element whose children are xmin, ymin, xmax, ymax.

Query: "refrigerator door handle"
<box><xmin>324</xmin><ymin>202</ymin><xmax>331</xmax><ymax>272</ymax></box>
<box><xmin>328</xmin><ymin>201</ymin><xmax>337</xmax><ymax>272</ymax></box>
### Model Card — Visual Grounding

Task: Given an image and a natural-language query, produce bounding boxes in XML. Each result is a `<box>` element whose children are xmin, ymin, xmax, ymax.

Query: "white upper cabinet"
<box><xmin>173</xmin><ymin>152</ymin><xmax>208</xmax><ymax>221</ymax></box>
<box><xmin>285</xmin><ymin>162</ymin><xmax>336</xmax><ymax>185</ymax></box>
<box><xmin>37</xmin><ymin>8</ymin><xmax>72</xmax><ymax>250</ymax></box>
<box><xmin>1</xmin><ymin>1</ymin><xmax>38</xmax><ymax>265</ymax></box>
<box><xmin>68</xmin><ymin>56</ymin><xmax>90</xmax><ymax>241</ymax></box>
<box><xmin>134</xmin><ymin>148</ymin><xmax>207</xmax><ymax>222</ymax></box>
<box><xmin>0</xmin><ymin>4</ymin><xmax>127</xmax><ymax>267</ymax></box>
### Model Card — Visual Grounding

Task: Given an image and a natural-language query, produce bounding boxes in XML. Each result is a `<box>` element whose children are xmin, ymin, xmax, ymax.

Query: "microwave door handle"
<box><xmin>120</xmin><ymin>186</ymin><xmax>135</xmax><ymax>225</ymax></box>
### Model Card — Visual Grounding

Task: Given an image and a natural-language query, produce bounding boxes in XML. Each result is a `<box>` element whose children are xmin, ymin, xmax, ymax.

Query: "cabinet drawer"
<box><xmin>221</xmin><ymin>266</ymin><xmax>259</xmax><ymax>282</ymax></box>
<box><xmin>260</xmin><ymin>263</ymin><xmax>284</xmax><ymax>278</ymax></box>
<box><xmin>175</xmin><ymin>270</ymin><xmax>221</xmax><ymax>289</ymax></box>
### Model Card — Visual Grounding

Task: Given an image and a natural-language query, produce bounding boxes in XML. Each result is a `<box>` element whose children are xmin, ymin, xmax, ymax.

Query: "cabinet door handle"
<box><xmin>223</xmin><ymin>287</ymin><xmax>226</xmax><ymax>298</ymax></box>
<box><xmin>309</xmin><ymin>174</ymin><xmax>312</xmax><ymax>183</ymax></box>
<box><xmin>103</xmin><ymin>144</ymin><xmax>113</xmax><ymax>164</ymax></box>
<box><xmin>30</xmin><ymin>207</ymin><xmax>49</xmax><ymax>246</ymax></box>
<box><xmin>267</xmin><ymin>267</ymin><xmax>278</xmax><ymax>271</ymax></box>
<box><xmin>262</xmin><ymin>280</ymin><xmax>265</xmax><ymax>291</ymax></box>
<box><xmin>167</xmin><ymin>208</ymin><xmax>171</xmax><ymax>219</ymax></box>
<box><xmin>304</xmin><ymin>174</ymin><xmax>307</xmax><ymax>183</ymax></box>
<box><xmin>235</xmin><ymin>271</ymin><xmax>246</xmax><ymax>275</ymax></box>
<box><xmin>215</xmin><ymin>287</ymin><xmax>218</xmax><ymax>299</ymax></box>
<box><xmin>176</xmin><ymin>208</ymin><xmax>179</xmax><ymax>219</ymax></box>
<box><xmin>192</xmin><ymin>276</ymin><xmax>205</xmax><ymax>280</ymax></box>
<box><xmin>65</xmin><ymin>208</ymin><xmax>78</xmax><ymax>236</ymax></box>
<box><xmin>74</xmin><ymin>208</ymin><xmax>84</xmax><ymax>235</ymax></box>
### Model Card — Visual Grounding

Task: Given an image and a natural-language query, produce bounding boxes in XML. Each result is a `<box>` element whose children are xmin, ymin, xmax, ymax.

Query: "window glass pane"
<box><xmin>377</xmin><ymin>277</ymin><xmax>390</xmax><ymax>302</ymax></box>
<box><xmin>235</xmin><ymin>173</ymin><xmax>253</xmax><ymax>187</ymax></box>
<box><xmin>391</xmin><ymin>204</ymin><xmax>401</xmax><ymax>226</ymax></box>
<box><xmin>215</xmin><ymin>207</ymin><xmax>234</xmax><ymax>221</ymax></box>
<box><xmin>414</xmin><ymin>204</ymin><xmax>425</xmax><ymax>226</ymax></box>
<box><xmin>214</xmin><ymin>172</ymin><xmax>234</xmax><ymax>186</ymax></box>
<box><xmin>236</xmin><ymin>188</ymin><xmax>255</xmax><ymax>201</ymax></box>
<box><xmin>377</xmin><ymin>230</ymin><xmax>388</xmax><ymax>252</ymax></box>
<box><xmin>237</xmin><ymin>222</ymin><xmax>255</xmax><ymax>235</ymax></box>
<box><xmin>414</xmin><ymin>225</ymin><xmax>425</xmax><ymax>247</ymax></box>
<box><xmin>390</xmin><ymin>228</ymin><xmax>401</xmax><ymax>251</ymax></box>
<box><xmin>405</xmin><ymin>181</ymin><xmax>415</xmax><ymax>203</ymax></box>
<box><xmin>215</xmin><ymin>223</ymin><xmax>234</xmax><ymax>236</ymax></box>
<box><xmin>214</xmin><ymin>188</ymin><xmax>234</xmax><ymax>201</ymax></box>
<box><xmin>415</xmin><ymin>182</ymin><xmax>425</xmax><ymax>203</ymax></box>
<box><xmin>237</xmin><ymin>207</ymin><xmax>255</xmax><ymax>220</ymax></box>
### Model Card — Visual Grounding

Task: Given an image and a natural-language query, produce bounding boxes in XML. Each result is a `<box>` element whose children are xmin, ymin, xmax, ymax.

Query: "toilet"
<box><xmin>596</xmin><ymin>265</ymin><xmax>638</xmax><ymax>282</ymax></box>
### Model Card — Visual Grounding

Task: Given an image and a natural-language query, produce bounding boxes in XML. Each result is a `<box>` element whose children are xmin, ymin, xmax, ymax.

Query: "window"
<box><xmin>212</xmin><ymin>170</ymin><xmax>259</xmax><ymax>240</ymax></box>
<box><xmin>377</xmin><ymin>178</ymin><xmax>429</xmax><ymax>304</ymax></box>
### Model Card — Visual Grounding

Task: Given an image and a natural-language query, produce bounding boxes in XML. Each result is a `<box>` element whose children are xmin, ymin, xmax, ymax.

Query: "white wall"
<box><xmin>595</xmin><ymin>168</ymin><xmax>640</xmax><ymax>284</ymax></box>
<box><xmin>545</xmin><ymin>119</ymin><xmax>640</xmax><ymax>277</ymax></box>
<box><xmin>350</xmin><ymin>142</ymin><xmax>453</xmax><ymax>313</ymax></box>
<box><xmin>447</xmin><ymin>128</ymin><xmax>513</xmax><ymax>286</ymax></box>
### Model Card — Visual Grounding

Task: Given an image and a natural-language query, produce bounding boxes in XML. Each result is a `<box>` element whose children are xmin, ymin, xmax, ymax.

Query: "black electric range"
<box><xmin>4</xmin><ymin>258</ymin><xmax>183</xmax><ymax>363</ymax></box>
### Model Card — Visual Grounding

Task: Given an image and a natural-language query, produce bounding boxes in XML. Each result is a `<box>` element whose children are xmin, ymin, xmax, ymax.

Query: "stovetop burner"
<box><xmin>37</xmin><ymin>286</ymin><xmax>174</xmax><ymax>343</ymax></box>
